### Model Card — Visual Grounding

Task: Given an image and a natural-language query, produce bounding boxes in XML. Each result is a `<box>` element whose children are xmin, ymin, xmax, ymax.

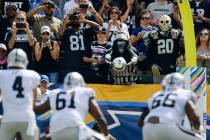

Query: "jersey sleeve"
<box><xmin>177</xmin><ymin>90</ymin><xmax>194</xmax><ymax>110</ymax></box>
<box><xmin>86</xmin><ymin>88</ymin><xmax>96</xmax><ymax>100</ymax></box>
<box><xmin>31</xmin><ymin>71</ymin><xmax>40</xmax><ymax>89</ymax></box>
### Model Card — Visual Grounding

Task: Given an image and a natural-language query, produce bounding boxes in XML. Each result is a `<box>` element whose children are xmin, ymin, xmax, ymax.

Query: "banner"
<box><xmin>86</xmin><ymin>84</ymin><xmax>210</xmax><ymax>140</ymax></box>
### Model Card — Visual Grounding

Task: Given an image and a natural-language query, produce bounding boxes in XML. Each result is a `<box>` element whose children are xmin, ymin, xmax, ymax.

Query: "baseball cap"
<box><xmin>6</xmin><ymin>5</ymin><xmax>17</xmax><ymax>12</ymax></box>
<box><xmin>41</xmin><ymin>26</ymin><xmax>51</xmax><ymax>34</ymax></box>
<box><xmin>40</xmin><ymin>75</ymin><xmax>49</xmax><ymax>83</ymax></box>
<box><xmin>0</xmin><ymin>43</ymin><xmax>7</xmax><ymax>51</ymax></box>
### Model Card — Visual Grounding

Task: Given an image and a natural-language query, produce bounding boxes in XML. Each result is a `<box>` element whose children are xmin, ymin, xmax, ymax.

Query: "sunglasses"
<box><xmin>111</xmin><ymin>11</ymin><xmax>118</xmax><ymax>14</ymax></box>
<box><xmin>142</xmin><ymin>17</ymin><xmax>150</xmax><ymax>20</ymax></box>
<box><xmin>42</xmin><ymin>32</ymin><xmax>50</xmax><ymax>36</ymax></box>
<box><xmin>200</xmin><ymin>32</ymin><xmax>208</xmax><ymax>36</ymax></box>
<box><xmin>0</xmin><ymin>50</ymin><xmax>6</xmax><ymax>55</ymax></box>
<box><xmin>16</xmin><ymin>18</ymin><xmax>25</xmax><ymax>22</ymax></box>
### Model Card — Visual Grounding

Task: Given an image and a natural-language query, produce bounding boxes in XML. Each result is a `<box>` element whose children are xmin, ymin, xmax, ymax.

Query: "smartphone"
<box><xmin>16</xmin><ymin>23</ymin><xmax>26</xmax><ymax>29</ymax></box>
<box><xmin>79</xmin><ymin>3</ymin><xmax>89</xmax><ymax>9</ymax></box>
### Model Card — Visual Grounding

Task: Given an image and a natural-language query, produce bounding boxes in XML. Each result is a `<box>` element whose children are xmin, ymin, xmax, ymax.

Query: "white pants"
<box><xmin>0</xmin><ymin>122</ymin><xmax>39</xmax><ymax>140</ymax></box>
<box><xmin>143</xmin><ymin>123</ymin><xmax>204</xmax><ymax>140</ymax></box>
<box><xmin>51</xmin><ymin>126</ymin><xmax>106</xmax><ymax>140</ymax></box>
<box><xmin>51</xmin><ymin>127</ymin><xmax>79</xmax><ymax>140</ymax></box>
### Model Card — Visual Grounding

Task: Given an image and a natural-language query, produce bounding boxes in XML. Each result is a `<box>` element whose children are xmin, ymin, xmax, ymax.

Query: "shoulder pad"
<box><xmin>149</xmin><ymin>30</ymin><xmax>159</xmax><ymax>39</ymax></box>
<box><xmin>171</xmin><ymin>29</ymin><xmax>180</xmax><ymax>39</ymax></box>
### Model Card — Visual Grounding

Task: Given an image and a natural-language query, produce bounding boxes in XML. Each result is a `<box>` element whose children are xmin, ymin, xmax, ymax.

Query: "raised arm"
<box><xmin>33</xmin><ymin>97</ymin><xmax>51</xmax><ymax>114</ymax></box>
<box><xmin>89</xmin><ymin>98</ymin><xmax>116</xmax><ymax>140</ymax></box>
<box><xmin>185</xmin><ymin>100</ymin><xmax>201</xmax><ymax>131</ymax></box>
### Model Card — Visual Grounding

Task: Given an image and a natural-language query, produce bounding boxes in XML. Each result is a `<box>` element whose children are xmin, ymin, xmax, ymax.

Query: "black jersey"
<box><xmin>145</xmin><ymin>29</ymin><xmax>184</xmax><ymax>73</ymax></box>
<box><xmin>91</xmin><ymin>41</ymin><xmax>111</xmax><ymax>59</ymax></box>
<box><xmin>2</xmin><ymin>0</ymin><xmax>30</xmax><ymax>15</ymax></box>
<box><xmin>126</xmin><ymin>13</ymin><xmax>136</xmax><ymax>35</ymax></box>
<box><xmin>36</xmin><ymin>41</ymin><xmax>59</xmax><ymax>73</ymax></box>
<box><xmin>5</xmin><ymin>30</ymin><xmax>34</xmax><ymax>69</ymax></box>
<box><xmin>190</xmin><ymin>0</ymin><xmax>210</xmax><ymax>34</ymax></box>
<box><xmin>61</xmin><ymin>27</ymin><xmax>94</xmax><ymax>70</ymax></box>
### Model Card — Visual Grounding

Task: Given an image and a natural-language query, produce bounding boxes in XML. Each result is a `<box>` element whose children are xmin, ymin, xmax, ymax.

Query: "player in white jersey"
<box><xmin>139</xmin><ymin>72</ymin><xmax>204</xmax><ymax>140</ymax></box>
<box><xmin>0</xmin><ymin>48</ymin><xmax>40</xmax><ymax>140</ymax></box>
<box><xmin>34</xmin><ymin>72</ymin><xmax>116</xmax><ymax>140</ymax></box>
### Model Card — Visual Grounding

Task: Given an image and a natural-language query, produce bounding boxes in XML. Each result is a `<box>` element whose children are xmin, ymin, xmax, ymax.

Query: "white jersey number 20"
<box><xmin>157</xmin><ymin>39</ymin><xmax>174</xmax><ymax>54</ymax></box>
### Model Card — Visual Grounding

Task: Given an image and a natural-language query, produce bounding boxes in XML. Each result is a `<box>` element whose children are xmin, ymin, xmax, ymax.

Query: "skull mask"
<box><xmin>116</xmin><ymin>39</ymin><xmax>127</xmax><ymax>53</ymax></box>
<box><xmin>159</xmin><ymin>15</ymin><xmax>172</xmax><ymax>32</ymax></box>
<box><xmin>114</xmin><ymin>33</ymin><xmax>128</xmax><ymax>54</ymax></box>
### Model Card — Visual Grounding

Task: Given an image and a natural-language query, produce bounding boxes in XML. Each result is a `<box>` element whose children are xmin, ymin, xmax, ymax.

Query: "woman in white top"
<box><xmin>103</xmin><ymin>6</ymin><xmax>129</xmax><ymax>45</ymax></box>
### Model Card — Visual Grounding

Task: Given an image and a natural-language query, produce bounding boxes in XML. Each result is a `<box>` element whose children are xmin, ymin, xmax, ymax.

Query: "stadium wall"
<box><xmin>86</xmin><ymin>84</ymin><xmax>209</xmax><ymax>140</ymax></box>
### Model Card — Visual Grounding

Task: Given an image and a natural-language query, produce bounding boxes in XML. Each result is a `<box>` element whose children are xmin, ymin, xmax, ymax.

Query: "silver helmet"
<box><xmin>7</xmin><ymin>48</ymin><xmax>28</xmax><ymax>69</ymax></box>
<box><xmin>64</xmin><ymin>72</ymin><xmax>85</xmax><ymax>89</ymax></box>
<box><xmin>161</xmin><ymin>72</ymin><xmax>188</xmax><ymax>89</ymax></box>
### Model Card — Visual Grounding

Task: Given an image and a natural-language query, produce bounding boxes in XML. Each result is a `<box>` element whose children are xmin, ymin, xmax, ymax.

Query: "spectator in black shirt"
<box><xmin>5</xmin><ymin>11</ymin><xmax>36</xmax><ymax>69</ymax></box>
<box><xmin>0</xmin><ymin>4</ymin><xmax>17</xmax><ymax>43</ymax></box>
<box><xmin>1</xmin><ymin>0</ymin><xmax>30</xmax><ymax>16</ymax></box>
<box><xmin>190</xmin><ymin>0</ymin><xmax>210</xmax><ymax>35</ymax></box>
<box><xmin>58</xmin><ymin>12</ymin><xmax>99</xmax><ymax>82</ymax></box>
<box><xmin>170</xmin><ymin>1</ymin><xmax>182</xmax><ymax>29</ymax></box>
<box><xmin>121</xmin><ymin>0</ymin><xmax>141</xmax><ymax>34</ymax></box>
<box><xmin>85</xmin><ymin>27</ymin><xmax>111</xmax><ymax>83</ymax></box>
<box><xmin>34</xmin><ymin>25</ymin><xmax>60</xmax><ymax>83</ymax></box>
<box><xmin>79</xmin><ymin>0</ymin><xmax>104</xmax><ymax>27</ymax></box>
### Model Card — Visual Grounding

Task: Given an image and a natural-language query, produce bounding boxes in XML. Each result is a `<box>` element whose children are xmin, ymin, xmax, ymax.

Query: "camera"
<box><xmin>79</xmin><ymin>3</ymin><xmax>89</xmax><ymax>9</ymax></box>
<box><xmin>68</xmin><ymin>11</ymin><xmax>80</xmax><ymax>22</ymax></box>
<box><xmin>69</xmin><ymin>15</ymin><xmax>79</xmax><ymax>22</ymax></box>
<box><xmin>16</xmin><ymin>23</ymin><xmax>26</xmax><ymax>29</ymax></box>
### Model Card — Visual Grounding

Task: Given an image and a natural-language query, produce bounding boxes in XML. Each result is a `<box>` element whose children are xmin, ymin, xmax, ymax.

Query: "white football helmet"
<box><xmin>64</xmin><ymin>72</ymin><xmax>85</xmax><ymax>89</ymax></box>
<box><xmin>113</xmin><ymin>57</ymin><xmax>126</xmax><ymax>72</ymax></box>
<box><xmin>161</xmin><ymin>72</ymin><xmax>188</xmax><ymax>89</ymax></box>
<box><xmin>7</xmin><ymin>48</ymin><xmax>29</xmax><ymax>69</ymax></box>
<box><xmin>159</xmin><ymin>15</ymin><xmax>172</xmax><ymax>32</ymax></box>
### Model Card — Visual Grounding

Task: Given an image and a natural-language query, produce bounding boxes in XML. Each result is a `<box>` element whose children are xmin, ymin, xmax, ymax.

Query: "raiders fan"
<box><xmin>84</xmin><ymin>27</ymin><xmax>111</xmax><ymax>83</ymax></box>
<box><xmin>143</xmin><ymin>15</ymin><xmax>185</xmax><ymax>78</ymax></box>
<box><xmin>1</xmin><ymin>0</ymin><xmax>30</xmax><ymax>15</ymax></box>
<box><xmin>5</xmin><ymin>11</ymin><xmax>35</xmax><ymax>70</ymax></box>
<box><xmin>58</xmin><ymin>11</ymin><xmax>99</xmax><ymax>82</ymax></box>
<box><xmin>105</xmin><ymin>33</ymin><xmax>138</xmax><ymax>85</ymax></box>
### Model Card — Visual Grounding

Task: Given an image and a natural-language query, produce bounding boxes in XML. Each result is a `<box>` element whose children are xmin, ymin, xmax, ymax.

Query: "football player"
<box><xmin>0</xmin><ymin>48</ymin><xmax>40</xmax><ymax>140</ymax></box>
<box><xmin>34</xmin><ymin>72</ymin><xmax>116</xmax><ymax>140</ymax></box>
<box><xmin>139</xmin><ymin>72</ymin><xmax>204</xmax><ymax>140</ymax></box>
